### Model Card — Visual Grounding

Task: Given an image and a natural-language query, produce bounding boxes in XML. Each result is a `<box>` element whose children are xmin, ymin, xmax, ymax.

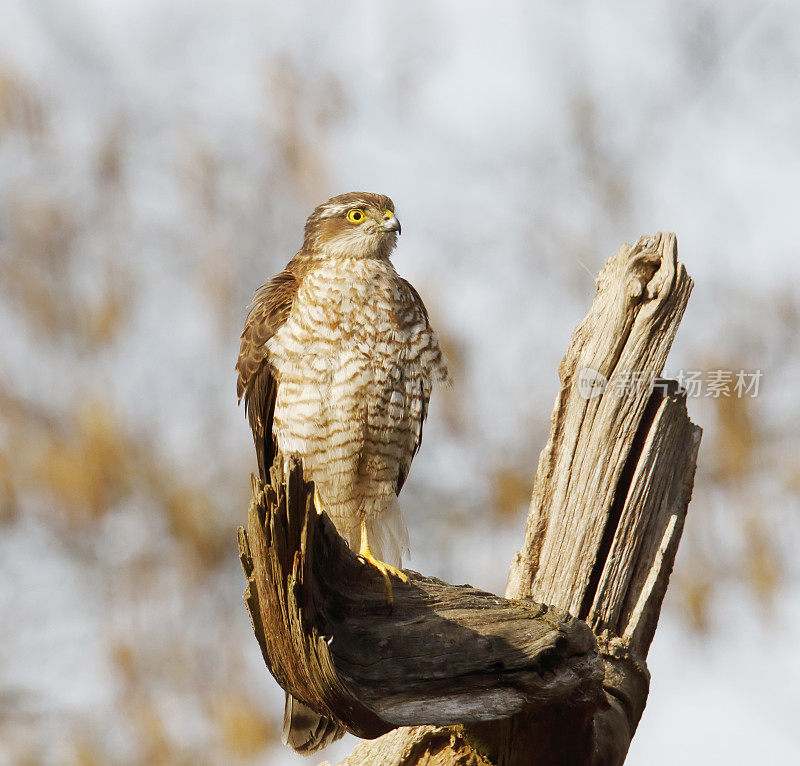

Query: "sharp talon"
<box><xmin>358</xmin><ymin>552</ymin><xmax>408</xmax><ymax>605</ymax></box>
<box><xmin>358</xmin><ymin>520</ymin><xmax>407</xmax><ymax>605</ymax></box>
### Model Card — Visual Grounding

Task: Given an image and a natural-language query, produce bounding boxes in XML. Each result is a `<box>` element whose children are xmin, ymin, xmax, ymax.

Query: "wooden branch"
<box><xmin>333</xmin><ymin>233</ymin><xmax>701</xmax><ymax>765</ymax></box>
<box><xmin>238</xmin><ymin>460</ymin><xmax>603</xmax><ymax>739</ymax></box>
<box><xmin>506</xmin><ymin>232</ymin><xmax>695</xmax><ymax>613</ymax></box>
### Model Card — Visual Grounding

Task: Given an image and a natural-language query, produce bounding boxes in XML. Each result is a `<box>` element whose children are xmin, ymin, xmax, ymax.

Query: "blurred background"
<box><xmin>1</xmin><ymin>1</ymin><xmax>798</xmax><ymax>764</ymax></box>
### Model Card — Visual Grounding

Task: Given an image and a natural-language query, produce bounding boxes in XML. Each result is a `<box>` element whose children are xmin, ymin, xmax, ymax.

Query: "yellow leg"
<box><xmin>358</xmin><ymin>520</ymin><xmax>408</xmax><ymax>605</ymax></box>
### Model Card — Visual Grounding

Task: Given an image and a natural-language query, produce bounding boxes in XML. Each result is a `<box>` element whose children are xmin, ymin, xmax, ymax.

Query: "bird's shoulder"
<box><xmin>395</xmin><ymin>275</ymin><xmax>430</xmax><ymax>324</ymax></box>
<box><xmin>236</xmin><ymin>259</ymin><xmax>304</xmax><ymax>400</ymax></box>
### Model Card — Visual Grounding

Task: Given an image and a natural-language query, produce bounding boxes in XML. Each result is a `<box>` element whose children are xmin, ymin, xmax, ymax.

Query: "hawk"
<box><xmin>236</xmin><ymin>192</ymin><xmax>449</xmax><ymax>753</ymax></box>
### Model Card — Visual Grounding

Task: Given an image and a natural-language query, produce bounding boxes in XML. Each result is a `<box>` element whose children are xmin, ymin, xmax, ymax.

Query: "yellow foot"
<box><xmin>358</xmin><ymin>521</ymin><xmax>408</xmax><ymax>605</ymax></box>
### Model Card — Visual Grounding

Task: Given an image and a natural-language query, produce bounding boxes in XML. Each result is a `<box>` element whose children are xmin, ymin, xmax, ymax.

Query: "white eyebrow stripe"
<box><xmin>318</xmin><ymin>201</ymin><xmax>373</xmax><ymax>218</ymax></box>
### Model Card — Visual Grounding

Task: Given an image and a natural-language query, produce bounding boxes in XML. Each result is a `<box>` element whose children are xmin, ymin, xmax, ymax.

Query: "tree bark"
<box><xmin>239</xmin><ymin>462</ymin><xmax>602</xmax><ymax>737</ymax></box>
<box><xmin>239</xmin><ymin>232</ymin><xmax>701</xmax><ymax>765</ymax></box>
<box><xmin>333</xmin><ymin>233</ymin><xmax>700</xmax><ymax>765</ymax></box>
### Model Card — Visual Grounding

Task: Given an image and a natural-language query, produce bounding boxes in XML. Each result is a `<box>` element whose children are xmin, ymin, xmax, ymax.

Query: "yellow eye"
<box><xmin>346</xmin><ymin>209</ymin><xmax>365</xmax><ymax>223</ymax></box>
<box><xmin>383</xmin><ymin>210</ymin><xmax>394</xmax><ymax>219</ymax></box>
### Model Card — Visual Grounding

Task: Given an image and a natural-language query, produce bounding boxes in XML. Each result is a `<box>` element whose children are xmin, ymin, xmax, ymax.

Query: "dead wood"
<box><xmin>240</xmin><ymin>232</ymin><xmax>701</xmax><ymax>765</ymax></box>
<box><xmin>333</xmin><ymin>233</ymin><xmax>701</xmax><ymax>765</ymax></box>
<box><xmin>239</xmin><ymin>460</ymin><xmax>602</xmax><ymax>738</ymax></box>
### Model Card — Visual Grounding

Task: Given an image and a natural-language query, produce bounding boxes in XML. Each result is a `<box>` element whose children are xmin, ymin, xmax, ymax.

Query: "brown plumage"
<box><xmin>236</xmin><ymin>192</ymin><xmax>448</xmax><ymax>754</ymax></box>
<box><xmin>237</xmin><ymin>267</ymin><xmax>300</xmax><ymax>478</ymax></box>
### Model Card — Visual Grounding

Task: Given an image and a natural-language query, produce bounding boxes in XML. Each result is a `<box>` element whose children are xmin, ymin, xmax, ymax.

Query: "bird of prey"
<box><xmin>236</xmin><ymin>191</ymin><xmax>449</xmax><ymax>753</ymax></box>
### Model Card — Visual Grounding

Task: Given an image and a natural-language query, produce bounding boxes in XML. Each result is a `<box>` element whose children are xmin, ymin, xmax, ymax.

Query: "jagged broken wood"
<box><xmin>238</xmin><ymin>460</ymin><xmax>603</xmax><ymax>739</ymax></box>
<box><xmin>238</xmin><ymin>232</ymin><xmax>700</xmax><ymax>764</ymax></box>
<box><xmin>334</xmin><ymin>232</ymin><xmax>701</xmax><ymax>765</ymax></box>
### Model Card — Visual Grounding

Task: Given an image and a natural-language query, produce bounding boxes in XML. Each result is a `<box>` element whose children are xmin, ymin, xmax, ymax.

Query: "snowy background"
<box><xmin>1</xmin><ymin>1</ymin><xmax>798</xmax><ymax>764</ymax></box>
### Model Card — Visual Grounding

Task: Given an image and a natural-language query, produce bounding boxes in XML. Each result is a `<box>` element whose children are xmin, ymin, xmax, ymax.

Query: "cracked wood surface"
<box><xmin>239</xmin><ymin>461</ymin><xmax>602</xmax><ymax>741</ymax></box>
<box><xmin>334</xmin><ymin>232</ymin><xmax>701</xmax><ymax>765</ymax></box>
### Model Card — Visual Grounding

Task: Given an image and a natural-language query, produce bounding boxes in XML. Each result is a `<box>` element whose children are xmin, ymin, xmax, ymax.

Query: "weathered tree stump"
<box><xmin>240</xmin><ymin>232</ymin><xmax>701</xmax><ymax>765</ymax></box>
<box><xmin>239</xmin><ymin>461</ymin><xmax>603</xmax><ymax>738</ymax></box>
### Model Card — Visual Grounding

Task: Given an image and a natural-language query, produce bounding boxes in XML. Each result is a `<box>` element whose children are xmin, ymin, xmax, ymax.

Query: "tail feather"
<box><xmin>362</xmin><ymin>496</ymin><xmax>409</xmax><ymax>568</ymax></box>
<box><xmin>282</xmin><ymin>693</ymin><xmax>345</xmax><ymax>755</ymax></box>
<box><xmin>318</xmin><ymin>493</ymin><xmax>410</xmax><ymax>569</ymax></box>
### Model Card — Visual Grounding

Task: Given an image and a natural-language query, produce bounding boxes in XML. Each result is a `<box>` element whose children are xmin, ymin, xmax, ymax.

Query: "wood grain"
<box><xmin>239</xmin><ymin>460</ymin><xmax>603</xmax><ymax>739</ymax></box>
<box><xmin>331</xmin><ymin>232</ymin><xmax>701</xmax><ymax>765</ymax></box>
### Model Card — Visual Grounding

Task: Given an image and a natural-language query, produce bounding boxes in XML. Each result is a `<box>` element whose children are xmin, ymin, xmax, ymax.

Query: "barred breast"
<box><xmin>266</xmin><ymin>258</ymin><xmax>448</xmax><ymax>565</ymax></box>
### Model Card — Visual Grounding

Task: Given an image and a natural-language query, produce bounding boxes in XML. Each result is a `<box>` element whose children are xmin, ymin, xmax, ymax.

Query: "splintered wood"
<box><xmin>240</xmin><ymin>233</ymin><xmax>701</xmax><ymax>766</ymax></box>
<box><xmin>240</xmin><ymin>460</ymin><xmax>602</xmax><ymax>739</ymax></box>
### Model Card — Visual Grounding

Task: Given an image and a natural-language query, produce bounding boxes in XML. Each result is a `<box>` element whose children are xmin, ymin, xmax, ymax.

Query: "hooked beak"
<box><xmin>383</xmin><ymin>215</ymin><xmax>401</xmax><ymax>235</ymax></box>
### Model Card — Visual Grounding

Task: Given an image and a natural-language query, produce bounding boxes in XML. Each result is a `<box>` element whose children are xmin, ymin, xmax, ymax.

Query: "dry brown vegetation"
<box><xmin>0</xmin><ymin>16</ymin><xmax>796</xmax><ymax>760</ymax></box>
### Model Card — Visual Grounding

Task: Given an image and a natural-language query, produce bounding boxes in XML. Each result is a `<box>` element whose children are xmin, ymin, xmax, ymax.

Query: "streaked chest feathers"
<box><xmin>266</xmin><ymin>259</ymin><xmax>447</xmax><ymax>498</ymax></box>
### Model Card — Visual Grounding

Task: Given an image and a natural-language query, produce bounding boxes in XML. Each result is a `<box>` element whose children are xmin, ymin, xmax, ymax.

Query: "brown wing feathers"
<box><xmin>394</xmin><ymin>280</ymin><xmax>432</xmax><ymax>496</ymax></box>
<box><xmin>236</xmin><ymin>267</ymin><xmax>299</xmax><ymax>479</ymax></box>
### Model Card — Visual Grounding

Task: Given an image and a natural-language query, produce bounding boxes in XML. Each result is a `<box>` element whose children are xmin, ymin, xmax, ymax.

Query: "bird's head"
<box><xmin>302</xmin><ymin>192</ymin><xmax>401</xmax><ymax>261</ymax></box>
